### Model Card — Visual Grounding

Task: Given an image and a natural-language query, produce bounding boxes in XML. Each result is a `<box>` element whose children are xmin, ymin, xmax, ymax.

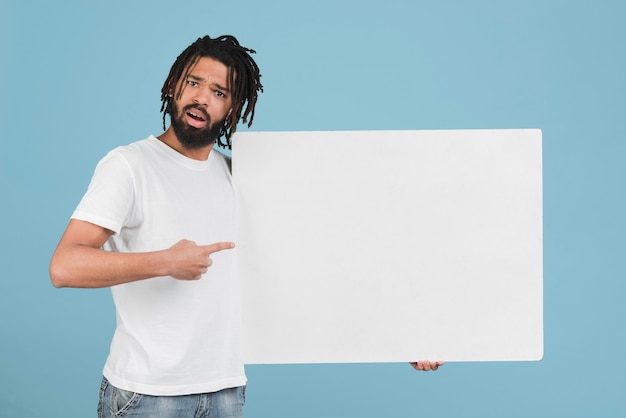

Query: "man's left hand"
<box><xmin>410</xmin><ymin>360</ymin><xmax>444</xmax><ymax>371</ymax></box>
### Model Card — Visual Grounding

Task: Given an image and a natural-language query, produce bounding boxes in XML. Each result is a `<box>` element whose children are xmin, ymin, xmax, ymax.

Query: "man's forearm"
<box><xmin>50</xmin><ymin>244</ymin><xmax>169</xmax><ymax>288</ymax></box>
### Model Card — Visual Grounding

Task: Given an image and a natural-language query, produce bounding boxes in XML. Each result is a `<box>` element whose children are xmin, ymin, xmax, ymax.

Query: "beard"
<box><xmin>169</xmin><ymin>100</ymin><xmax>225</xmax><ymax>150</ymax></box>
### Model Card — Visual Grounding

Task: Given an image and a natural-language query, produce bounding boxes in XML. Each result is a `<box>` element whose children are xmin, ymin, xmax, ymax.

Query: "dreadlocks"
<box><xmin>160</xmin><ymin>35</ymin><xmax>263</xmax><ymax>149</ymax></box>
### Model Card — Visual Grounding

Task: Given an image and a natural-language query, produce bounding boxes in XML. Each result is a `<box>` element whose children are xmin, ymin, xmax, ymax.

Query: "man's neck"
<box><xmin>157</xmin><ymin>127</ymin><xmax>214</xmax><ymax>161</ymax></box>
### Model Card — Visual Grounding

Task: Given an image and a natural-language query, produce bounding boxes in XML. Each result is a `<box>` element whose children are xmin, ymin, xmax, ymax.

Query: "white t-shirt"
<box><xmin>72</xmin><ymin>135</ymin><xmax>245</xmax><ymax>396</ymax></box>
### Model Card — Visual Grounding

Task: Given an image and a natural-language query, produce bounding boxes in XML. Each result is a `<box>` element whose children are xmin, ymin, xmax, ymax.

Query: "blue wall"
<box><xmin>1</xmin><ymin>0</ymin><xmax>624</xmax><ymax>416</ymax></box>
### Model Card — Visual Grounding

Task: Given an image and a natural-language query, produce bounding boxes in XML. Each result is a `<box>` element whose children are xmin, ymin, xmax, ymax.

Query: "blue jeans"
<box><xmin>98</xmin><ymin>377</ymin><xmax>245</xmax><ymax>418</ymax></box>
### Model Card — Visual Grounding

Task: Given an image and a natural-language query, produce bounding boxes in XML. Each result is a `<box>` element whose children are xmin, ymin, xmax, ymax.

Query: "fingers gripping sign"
<box><xmin>166</xmin><ymin>239</ymin><xmax>235</xmax><ymax>280</ymax></box>
<box><xmin>410</xmin><ymin>360</ymin><xmax>444</xmax><ymax>372</ymax></box>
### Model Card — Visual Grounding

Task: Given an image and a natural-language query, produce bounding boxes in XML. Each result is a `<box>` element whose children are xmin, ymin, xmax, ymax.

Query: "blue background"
<box><xmin>1</xmin><ymin>0</ymin><xmax>624</xmax><ymax>416</ymax></box>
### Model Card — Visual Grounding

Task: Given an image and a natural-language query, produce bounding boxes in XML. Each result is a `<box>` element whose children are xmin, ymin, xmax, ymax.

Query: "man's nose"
<box><xmin>193</xmin><ymin>87</ymin><xmax>211</xmax><ymax>106</ymax></box>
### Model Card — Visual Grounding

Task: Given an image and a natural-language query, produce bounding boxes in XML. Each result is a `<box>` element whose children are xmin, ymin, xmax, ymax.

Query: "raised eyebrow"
<box><xmin>187</xmin><ymin>74</ymin><xmax>203</xmax><ymax>83</ymax></box>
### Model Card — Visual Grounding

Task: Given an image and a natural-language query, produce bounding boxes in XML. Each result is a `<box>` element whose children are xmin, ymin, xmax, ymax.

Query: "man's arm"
<box><xmin>50</xmin><ymin>219</ymin><xmax>234</xmax><ymax>288</ymax></box>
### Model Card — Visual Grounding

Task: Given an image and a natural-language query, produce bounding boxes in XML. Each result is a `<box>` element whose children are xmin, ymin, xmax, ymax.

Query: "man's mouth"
<box><xmin>185</xmin><ymin>107</ymin><xmax>209</xmax><ymax>128</ymax></box>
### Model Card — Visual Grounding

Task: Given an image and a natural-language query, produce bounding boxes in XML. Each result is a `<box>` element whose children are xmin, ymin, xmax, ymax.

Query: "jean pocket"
<box><xmin>112</xmin><ymin>385</ymin><xmax>140</xmax><ymax>416</ymax></box>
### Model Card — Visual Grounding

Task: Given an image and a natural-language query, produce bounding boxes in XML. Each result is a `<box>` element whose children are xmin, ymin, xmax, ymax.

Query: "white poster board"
<box><xmin>233</xmin><ymin>129</ymin><xmax>543</xmax><ymax>364</ymax></box>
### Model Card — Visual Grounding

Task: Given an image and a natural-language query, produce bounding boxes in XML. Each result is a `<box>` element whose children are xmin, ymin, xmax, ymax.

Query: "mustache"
<box><xmin>183</xmin><ymin>104</ymin><xmax>210</xmax><ymax>122</ymax></box>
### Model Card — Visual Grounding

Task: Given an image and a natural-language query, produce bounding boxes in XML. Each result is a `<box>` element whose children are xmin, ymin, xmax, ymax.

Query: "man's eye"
<box><xmin>187</xmin><ymin>81</ymin><xmax>199</xmax><ymax>87</ymax></box>
<box><xmin>215</xmin><ymin>90</ymin><xmax>225</xmax><ymax>98</ymax></box>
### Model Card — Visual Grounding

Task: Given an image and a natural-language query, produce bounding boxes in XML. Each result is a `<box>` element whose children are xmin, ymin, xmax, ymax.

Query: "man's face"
<box><xmin>169</xmin><ymin>56</ymin><xmax>233</xmax><ymax>149</ymax></box>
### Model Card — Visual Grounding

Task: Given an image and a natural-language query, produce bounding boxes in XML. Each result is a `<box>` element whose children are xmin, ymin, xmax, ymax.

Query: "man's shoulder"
<box><xmin>119</xmin><ymin>136</ymin><xmax>156</xmax><ymax>152</ymax></box>
<box><xmin>91</xmin><ymin>137</ymin><xmax>155</xmax><ymax>173</ymax></box>
<box><xmin>104</xmin><ymin>136</ymin><xmax>158</xmax><ymax>159</ymax></box>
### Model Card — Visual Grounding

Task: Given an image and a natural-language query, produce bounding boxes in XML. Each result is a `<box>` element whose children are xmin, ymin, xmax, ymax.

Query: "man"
<box><xmin>51</xmin><ymin>35</ymin><xmax>260</xmax><ymax>417</ymax></box>
<box><xmin>50</xmin><ymin>35</ymin><xmax>441</xmax><ymax>418</ymax></box>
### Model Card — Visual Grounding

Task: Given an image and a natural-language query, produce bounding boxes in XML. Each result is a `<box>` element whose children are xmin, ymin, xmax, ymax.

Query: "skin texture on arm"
<box><xmin>49</xmin><ymin>219</ymin><xmax>234</xmax><ymax>288</ymax></box>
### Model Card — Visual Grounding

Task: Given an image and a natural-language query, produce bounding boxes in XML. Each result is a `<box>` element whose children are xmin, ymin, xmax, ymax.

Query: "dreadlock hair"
<box><xmin>160</xmin><ymin>35</ymin><xmax>263</xmax><ymax>149</ymax></box>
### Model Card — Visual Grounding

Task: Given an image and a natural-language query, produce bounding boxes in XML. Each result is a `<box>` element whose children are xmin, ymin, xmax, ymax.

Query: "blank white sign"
<box><xmin>232</xmin><ymin>129</ymin><xmax>543</xmax><ymax>364</ymax></box>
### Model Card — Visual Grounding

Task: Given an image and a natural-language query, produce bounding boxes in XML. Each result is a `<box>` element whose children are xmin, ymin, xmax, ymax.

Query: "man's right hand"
<box><xmin>166</xmin><ymin>239</ymin><xmax>235</xmax><ymax>280</ymax></box>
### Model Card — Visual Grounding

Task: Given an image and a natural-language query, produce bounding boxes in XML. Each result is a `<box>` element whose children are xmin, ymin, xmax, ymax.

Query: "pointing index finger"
<box><xmin>203</xmin><ymin>241</ymin><xmax>236</xmax><ymax>254</ymax></box>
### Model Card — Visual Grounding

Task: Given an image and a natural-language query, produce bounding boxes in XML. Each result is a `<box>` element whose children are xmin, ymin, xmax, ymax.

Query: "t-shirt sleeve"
<box><xmin>71</xmin><ymin>150</ymin><xmax>135</xmax><ymax>235</ymax></box>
